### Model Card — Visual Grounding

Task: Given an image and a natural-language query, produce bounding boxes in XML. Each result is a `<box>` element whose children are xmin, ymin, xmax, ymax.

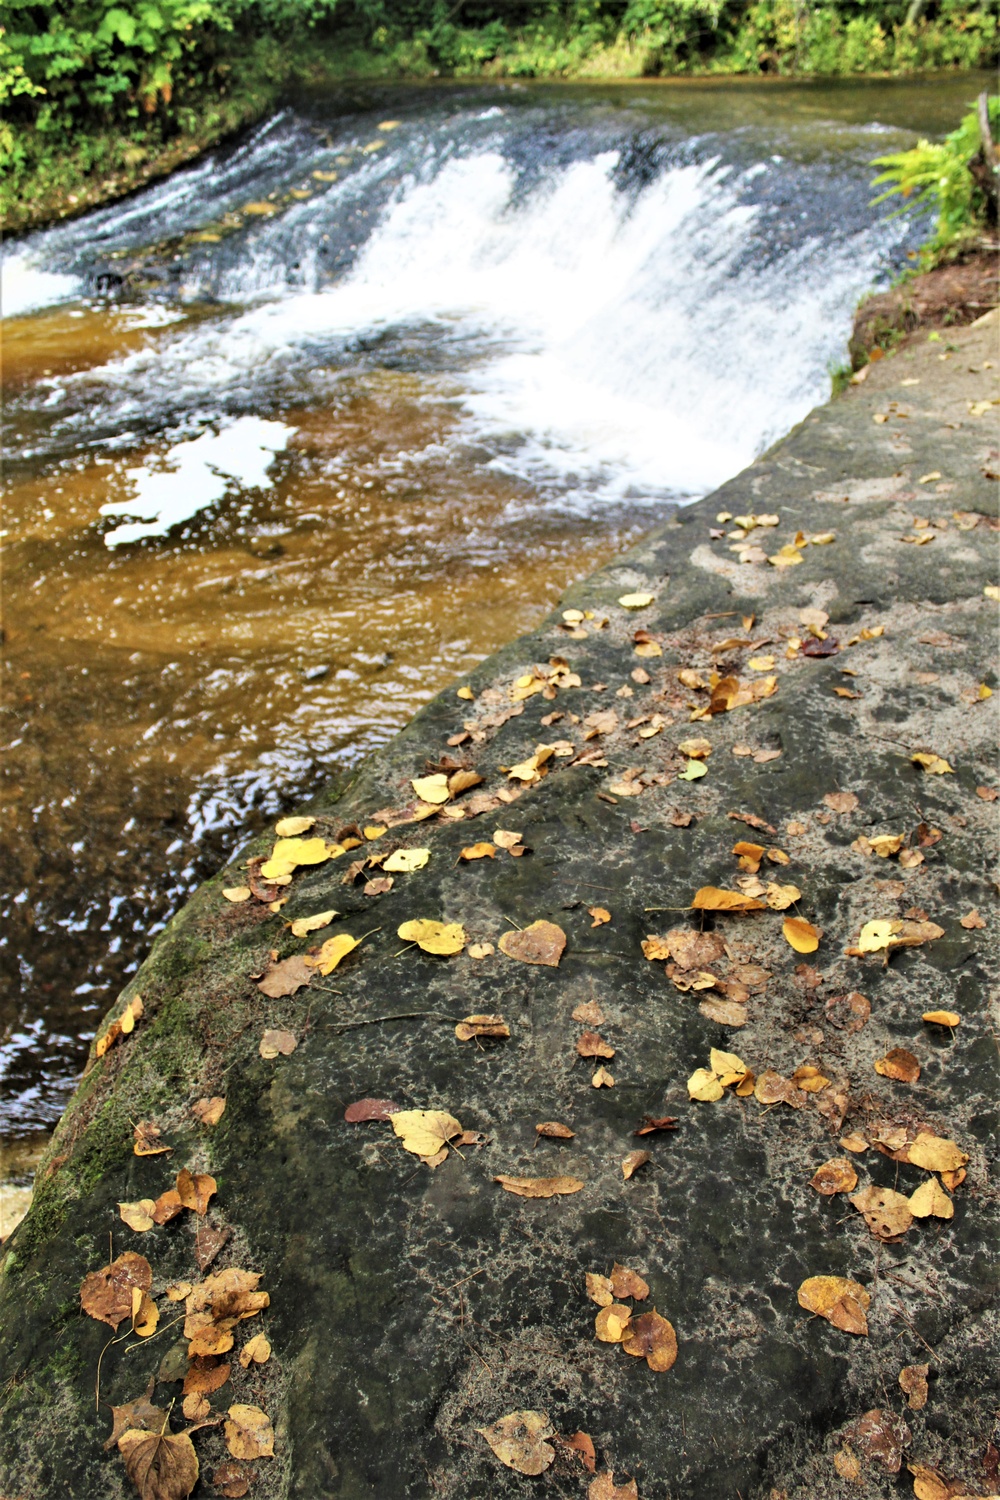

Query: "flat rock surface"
<box><xmin>1</xmin><ymin>316</ymin><xmax>998</xmax><ymax>1500</ymax></box>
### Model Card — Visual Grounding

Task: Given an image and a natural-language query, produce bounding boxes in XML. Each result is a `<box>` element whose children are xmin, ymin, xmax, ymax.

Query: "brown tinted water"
<box><xmin>1</xmin><ymin>71</ymin><xmax>989</xmax><ymax>1159</ymax></box>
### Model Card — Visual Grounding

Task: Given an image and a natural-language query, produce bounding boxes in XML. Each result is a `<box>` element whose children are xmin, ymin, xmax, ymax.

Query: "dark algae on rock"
<box><xmin>0</xmin><ymin>315</ymin><xmax>997</xmax><ymax>1498</ymax></box>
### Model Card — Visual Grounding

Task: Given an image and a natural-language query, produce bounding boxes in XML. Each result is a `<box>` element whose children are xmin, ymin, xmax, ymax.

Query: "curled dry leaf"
<box><xmin>467</xmin><ymin>942</ymin><xmax>495</xmax><ymax>958</ymax></box>
<box><xmin>498</xmin><ymin>920</ymin><xmax>566</xmax><ymax>967</ymax></box>
<box><xmin>211</xmin><ymin>1461</ymin><xmax>250</xmax><ymax>1498</ymax></box>
<box><xmin>176</xmin><ymin>1170</ymin><xmax>217</xmax><ymax>1216</ymax></box>
<box><xmin>306</xmin><ymin>933</ymin><xmax>360</xmax><ymax>975</ymax></box>
<box><xmin>577</xmin><ymin>1030</ymin><xmax>615</xmax><ymax>1060</ymax></box>
<box><xmin>595</xmin><ymin>1303</ymin><xmax>633</xmax><ymax>1342</ymax></box>
<box><xmin>259</xmin><ymin>1029</ymin><xmax>297</xmax><ymax>1060</ymax></box>
<box><xmin>103</xmin><ymin>1381</ymin><xmax>166</xmax><ymax>1451</ymax></box>
<box><xmin>382</xmin><ymin>847</ymin><xmax>430</xmax><ymax>873</ymax></box>
<box><xmin>194</xmin><ymin>1225</ymin><xmax>230</xmax><ymax>1275</ymax></box>
<box><xmin>690</xmin><ymin>887</ymin><xmax>766</xmax><ymax>913</ymax></box>
<box><xmin>783</xmin><ymin>917</ymin><xmax>820</xmax><ymax>954</ymax></box>
<box><xmin>392</xmin><ymin>1110</ymin><xmax>462</xmax><ymax>1159</ymax></box>
<box><xmin>184</xmin><ymin>1270</ymin><xmax>269</xmax><ymax>1358</ymax></box>
<box><xmin>899</xmin><ymin>1363</ymin><xmax>930</xmax><ymax>1410</ymax></box>
<box><xmin>911</xmin><ymin>752</ymin><xmax>953</xmax><ymax>775</ymax></box>
<box><xmin>754</xmin><ymin>1071</ymin><xmax>805</xmax><ymax>1108</ymax></box>
<box><xmin>397</xmin><ymin>919</ymin><xmax>466</xmax><ymax>956</ymax></box>
<box><xmin>536</xmin><ymin>1121</ymin><xmax>574</xmax><ymax>1139</ymax></box>
<box><xmin>477</xmin><ymin>1411</ymin><xmax>555</xmax><ymax>1476</ymax></box>
<box><xmin>119</xmin><ymin>1199</ymin><xmax>157</xmax><ymax>1232</ymax></box>
<box><xmin>222</xmin><ymin>887</ymin><xmax>251</xmax><ymax>904</ymax></box>
<box><xmin>118</xmin><ymin>1428</ymin><xmax>199</xmax><ymax>1500</ymax></box>
<box><xmin>274</xmin><ymin>816</ymin><xmax>315</xmax><ymax>838</ymax></box>
<box><xmin>809</xmin><ymin>1158</ymin><xmax>858</xmax><ymax>1196</ymax></box>
<box><xmin>621</xmin><ymin>1310</ymin><xmax>678</xmax><ymax>1372</ymax></box>
<box><xmin>560</xmin><ymin>1430</ymin><xmax>596</xmax><ymax>1473</ymax></box>
<box><xmin>922</xmin><ymin>1010</ymin><xmax>960</xmax><ymax>1027</ymax></box>
<box><xmin>791</xmin><ymin>1065</ymin><xmax>830</xmax><ymax>1093</ymax></box>
<box><xmin>586</xmin><ymin>1273</ymin><xmax>614</xmax><ymax>1306</ymax></box>
<box><xmin>191</xmin><ymin>1097</ymin><xmax>226</xmax><ymax>1127</ymax></box>
<box><xmin>797</xmin><ymin>1275</ymin><xmax>870</xmax><ymax>1335</ymax></box>
<box><xmin>81</xmin><ymin>1252</ymin><xmax>153</xmax><ymax>1330</ymax></box>
<box><xmin>289</xmin><ymin>910</ymin><xmax>338</xmax><ymax>937</ymax></box>
<box><xmin>611</xmin><ymin>1264</ymin><xmax>650</xmax><ymax>1301</ymax></box>
<box><xmin>960</xmin><ymin>908</ymin><xmax>985</xmax><ymax>929</ymax></box>
<box><xmin>621</xmin><ymin>1150</ymin><xmax>650</xmax><ymax>1181</ymax></box>
<box><xmin>848</xmin><ymin>1408</ymin><xmax>912</xmax><ymax>1475</ymax></box>
<box><xmin>134</xmin><ymin>1121</ymin><xmax>172</xmax><ymax>1157</ymax></box>
<box><xmin>455</xmin><ymin>1013</ymin><xmax>510</xmax><ymax>1041</ymax></box>
<box><xmin>494</xmin><ymin>1174</ymin><xmax>584</xmax><ymax>1198</ymax></box>
<box><xmin>908</xmin><ymin>1178</ymin><xmax>953</xmax><ymax>1220</ymax></box>
<box><xmin>589</xmin><ymin>1474</ymin><xmax>639</xmax><ymax>1500</ymax></box>
<box><xmin>588</xmin><ymin>906</ymin><xmax>611</xmax><ymax>926</ymax></box>
<box><xmin>591</xmin><ymin>1066</ymin><xmax>614</xmax><ymax>1088</ymax></box>
<box><xmin>97</xmin><ymin>995</ymin><xmax>145</xmax><ymax>1058</ymax></box>
<box><xmin>850</xmin><ymin>1185</ymin><xmax>913</xmax><ymax>1240</ymax></box>
<box><xmin>225</xmin><ymin>1404</ymin><xmax>275</xmax><ymax>1461</ymax></box>
<box><xmin>875</xmin><ymin>1048</ymin><xmax>921</xmax><ymax>1083</ymax></box>
<box><xmin>634</xmin><ymin>1115</ymin><xmax>678</xmax><ymax>1137</ymax></box>
<box><xmin>619</xmin><ymin>592</ymin><xmax>655</xmax><ymax>608</ymax></box>
<box><xmin>460</xmin><ymin>843</ymin><xmax>496</xmax><ymax>861</ymax></box>
<box><xmin>239</xmin><ymin>1333</ymin><xmax>272</xmax><ymax>1367</ymax></box>
<box><xmin>256</xmin><ymin>955</ymin><xmax>314</xmax><ymax>998</ymax></box>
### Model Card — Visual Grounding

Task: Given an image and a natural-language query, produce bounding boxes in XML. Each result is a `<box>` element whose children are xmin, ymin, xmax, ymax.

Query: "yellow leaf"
<box><xmin>618</xmin><ymin>592</ymin><xmax>655</xmax><ymax>609</ymax></box>
<box><xmin>585</xmin><ymin>1272</ymin><xmax>614</xmax><ymax>1306</ymax></box>
<box><xmin>678</xmin><ymin>760</ymin><xmax>707</xmax><ymax>780</ymax></box>
<box><xmin>239</xmin><ymin>1332</ymin><xmax>272</xmax><ymax>1367</ymax></box>
<box><xmin>907</xmin><ymin>1178</ymin><xmax>953</xmax><ymax>1220</ymax></box>
<box><xmin>747</xmin><ymin>655</ymin><xmax>775</xmax><ymax>671</ymax></box>
<box><xmin>765</xmin><ymin>882</ymin><xmax>801</xmax><ymax>910</ymax></box>
<box><xmin>493</xmin><ymin>1174</ymin><xmax>585</xmax><ymax>1198</ymax></box>
<box><xmin>312</xmin><ymin>169</ymin><xmax>338</xmax><ymax>181</ymax></box>
<box><xmin>911</xmin><ymin>752</ymin><xmax>954</xmax><ymax>775</ymax></box>
<box><xmin>477</xmin><ymin>1411</ymin><xmax>555</xmax><ymax>1476</ymax></box>
<box><xmin>677</xmin><ymin>737</ymin><xmax>712</xmax><ymax>758</ymax></box>
<box><xmin>709</xmin><ymin>1048</ymin><xmax>747</xmax><ymax>1087</ymax></box>
<box><xmin>977</xmin><ymin>682</ymin><xmax>992</xmax><ymax>699</ymax></box>
<box><xmin>222</xmin><ymin>886</ymin><xmax>252</xmax><ymax>903</ymax></box>
<box><xmin>383</xmin><ymin>847</ymin><xmax>430</xmax><ymax>872</ymax></box>
<box><xmin>260</xmin><ymin>836</ymin><xmax>334</xmax><ymax>878</ymax></box>
<box><xmin>687</xmin><ymin>1067</ymin><xmax>724</xmax><ymax>1102</ymax></box>
<box><xmin>391</xmin><ymin>1109</ymin><xmax>463</xmax><ymax>1157</ymax></box>
<box><xmin>791</xmin><ymin>1065</ymin><xmax>830</xmax><ymax>1092</ymax></box>
<box><xmin>922</xmin><ymin>1009</ymin><xmax>961</xmax><ymax>1027</ymax></box>
<box><xmin>224</xmin><ymin>1404</ymin><xmax>275</xmax><ymax>1460</ymax></box>
<box><xmin>304</xmin><ymin>932</ymin><xmax>360</xmax><ymax>974</ymax></box>
<box><xmin>412</xmin><ymin>773</ymin><xmax>450</xmax><ymax>804</ymax></box>
<box><xmin>460</xmin><ymin>842</ymin><xmax>496</xmax><ymax>861</ymax></box>
<box><xmin>290</xmin><ymin>909</ymin><xmax>338</xmax><ymax>937</ymax></box>
<box><xmin>397</xmin><ymin>919</ymin><xmax>466</xmax><ymax>955</ymax></box>
<box><xmin>456</xmin><ymin>685</ymin><xmax>474</xmax><ymax>700</ymax></box>
<box><xmin>797</xmin><ymin>1275</ymin><xmax>870</xmax><ymax>1335</ymax></box>
<box><xmin>274</xmin><ymin>816</ymin><xmax>315</xmax><ymax>838</ymax></box>
<box><xmin>131</xmin><ymin>1286</ymin><xmax>158</xmax><ymax>1338</ymax></box>
<box><xmin>857</xmin><ymin>918</ymin><xmax>896</xmax><ymax>953</ymax></box>
<box><xmin>691</xmin><ymin>886</ymin><xmax>766</xmax><ymax>912</ymax></box>
<box><xmin>905</xmin><ymin>1134</ymin><xmax>968</xmax><ymax>1172</ymax></box>
<box><xmin>118</xmin><ymin>1200</ymin><xmax>157</xmax><ymax>1232</ymax></box>
<box><xmin>783</xmin><ymin>917</ymin><xmax>820</xmax><ymax>953</ymax></box>
<box><xmin>595</xmin><ymin>1303</ymin><xmax>633</xmax><ymax>1342</ymax></box>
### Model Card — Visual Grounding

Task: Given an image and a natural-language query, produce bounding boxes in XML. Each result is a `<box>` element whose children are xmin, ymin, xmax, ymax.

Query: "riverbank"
<box><xmin>1</xmin><ymin>298</ymin><xmax>996</xmax><ymax>1496</ymax></box>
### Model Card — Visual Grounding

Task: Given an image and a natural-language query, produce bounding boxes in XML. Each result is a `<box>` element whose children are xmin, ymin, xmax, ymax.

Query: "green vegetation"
<box><xmin>872</xmin><ymin>92</ymin><xmax>1000</xmax><ymax>264</ymax></box>
<box><xmin>3</xmin><ymin>0</ymin><xmax>997</xmax><ymax>232</ymax></box>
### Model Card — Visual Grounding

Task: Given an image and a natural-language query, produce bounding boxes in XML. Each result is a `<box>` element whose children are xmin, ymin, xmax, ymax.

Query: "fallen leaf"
<box><xmin>345</xmin><ymin>1097</ymin><xmax>400</xmax><ymax>1122</ymax></box>
<box><xmin>875</xmin><ymin>1048</ymin><xmax>921</xmax><ymax>1083</ymax></box>
<box><xmin>224</xmin><ymin>1405</ymin><xmax>274</xmax><ymax>1461</ymax></box>
<box><xmin>305</xmin><ymin>932</ymin><xmax>361</xmax><ymax>975</ymax></box>
<box><xmin>183</xmin><ymin>1269</ymin><xmax>269</xmax><ymax>1359</ymax></box>
<box><xmin>182</xmin><ymin>1394</ymin><xmax>210</xmax><ymax>1422</ymax></box>
<box><xmin>849</xmin><ymin>1408</ymin><xmax>911</xmax><ymax>1475</ymax></box>
<box><xmin>222</xmin><ymin>887</ymin><xmax>252</xmax><ymax>904</ymax></box>
<box><xmin>765</xmin><ymin>882</ymin><xmax>801</xmax><ymax>911</ymax></box>
<box><xmin>260</xmin><ymin>835</ymin><xmax>336</xmax><ymax>880</ymax></box>
<box><xmin>959</xmin><ymin>908</ymin><xmax>985</xmax><ymax>929</ymax></box>
<box><xmin>119</xmin><ymin>1199</ymin><xmax>158</xmax><ymax>1232</ymax></box>
<box><xmin>467</xmin><ymin>941</ymin><xmax>495</xmax><ymax>958</ymax></box>
<box><xmin>783</xmin><ymin>917</ymin><xmax>820</xmax><ymax>953</ymax></box>
<box><xmin>618</xmin><ymin>592</ymin><xmax>655</xmax><ymax>608</ymax></box>
<box><xmin>103</xmin><ymin>1382</ymin><xmax>166</xmax><ymax>1451</ymax></box>
<box><xmin>493</xmin><ymin>829</ymin><xmax>524</xmax><ymax>850</ymax></box>
<box><xmin>498</xmin><ymin>920</ymin><xmax>566</xmax><ymax>966</ymax></box>
<box><xmin>256</xmin><ymin>955</ymin><xmax>314</xmax><ymax>998</ymax></box>
<box><xmin>710</xmin><ymin>1048</ymin><xmax>749</xmax><ymax>1086</ymax></box>
<box><xmin>182</xmin><ymin>1358</ymin><xmax>232</xmax><ymax>1396</ymax></box>
<box><xmin>560</xmin><ymin>1430</ymin><xmax>597</xmax><ymax>1473</ymax></box>
<box><xmin>591</xmin><ymin>1066</ymin><xmax>615</xmax><ymax>1088</ymax></box>
<box><xmin>398</xmin><ymin>919</ymin><xmax>466</xmax><ymax>956</ymax></box>
<box><xmin>698</xmin><ymin>997</ymin><xmax>748</xmax><ymax>1026</ymax></box>
<box><xmin>595</xmin><ymin>1303</ymin><xmax>632</xmax><ymax>1341</ymax></box>
<box><xmin>259</xmin><ymin>1029</ymin><xmax>297</xmax><ymax>1059</ymax></box>
<box><xmin>905</xmin><ymin>1134</ymin><xmax>968</xmax><ymax>1172</ymax></box>
<box><xmin>494</xmin><ymin>1174</ymin><xmax>584</xmax><ymax>1198</ymax></box>
<box><xmin>118</xmin><ymin>1428</ymin><xmax>199</xmax><ymax>1500</ymax></box>
<box><xmin>678</xmin><ymin>760</ymin><xmax>707</xmax><ymax>780</ymax></box>
<box><xmin>733</xmin><ymin>840</ymin><xmax>765</xmax><ymax>871</ymax></box>
<box><xmin>922</xmin><ymin>1010</ymin><xmax>960</xmax><ymax>1028</ymax></box>
<box><xmin>908</xmin><ymin>1464</ymin><xmax>963</xmax><ymax>1500</ymax></box>
<box><xmin>589</xmin><ymin>1473</ymin><xmax>638</xmax><ymax>1500</ymax></box>
<box><xmin>791</xmin><ymin>1065</ymin><xmax>830</xmax><ymax>1092</ymax></box>
<box><xmin>825</xmin><ymin>992</ymin><xmax>871</xmax><ymax>1031</ymax></box>
<box><xmin>839</xmin><ymin>1133</ymin><xmax>869</xmax><ymax>1154</ymax></box>
<box><xmin>586</xmin><ymin>1272</ymin><xmax>614</xmax><ymax>1306</ymax></box>
<box><xmin>289</xmin><ymin>909</ymin><xmax>338</xmax><ymax>937</ymax></box>
<box><xmin>588</xmin><ymin>906</ymin><xmax>611</xmax><ymax>927</ymax></box>
<box><xmin>239</xmin><ymin>1333</ymin><xmax>271</xmax><ymax>1368</ymax></box>
<box><xmin>824</xmin><ymin>792</ymin><xmax>859</xmax><ymax>814</ymax></box>
<box><xmin>833</xmin><ymin>1446</ymin><xmax>862</xmax><ymax>1482</ymax></box>
<box><xmin>634</xmin><ymin>1115</ymin><xmax>679</xmax><ymax>1136</ymax></box>
<box><xmin>976</xmin><ymin>784</ymin><xmax>998</xmax><ymax>801</ymax></box>
<box><xmin>211</xmin><ymin>1461</ymin><xmax>250</xmax><ymax>1498</ymax></box>
<box><xmin>536</xmin><ymin>1120</ymin><xmax>574</xmax><ymax>1140</ymax></box>
<box><xmin>134</xmin><ymin>1121</ymin><xmax>172</xmax><ymax>1157</ymax></box>
<box><xmin>687</xmin><ymin>1068</ymin><xmax>724</xmax><ymax>1102</ymax></box>
<box><xmin>754</xmin><ymin>1071</ymin><xmax>807</xmax><ymax>1108</ymax></box>
<box><xmin>577</xmin><ymin>1030</ymin><xmax>615</xmax><ymax>1060</ymax></box>
<box><xmin>690</xmin><ymin>887</ymin><xmax>765</xmax><ymax>912</ymax></box>
<box><xmin>911</xmin><ymin>752</ymin><xmax>954</xmax><ymax>775</ymax></box>
<box><xmin>455</xmin><ymin>1013</ymin><xmax>510</xmax><ymax>1041</ymax></box>
<box><xmin>191</xmin><ymin>1097</ymin><xmax>226</xmax><ymax>1127</ymax></box>
<box><xmin>274</xmin><ymin>816</ymin><xmax>315</xmax><ymax>838</ymax></box>
<box><xmin>810</xmin><ymin>1158</ymin><xmax>858</xmax><ymax>1195</ymax></box>
<box><xmin>460</xmin><ymin>842</ymin><xmax>496</xmax><ymax>861</ymax></box>
<box><xmin>908</xmin><ymin>1178</ymin><xmax>953</xmax><ymax>1219</ymax></box>
<box><xmin>411</xmin><ymin>773</ymin><xmax>450</xmax><ymax>804</ymax></box>
<box><xmin>898</xmin><ymin>1363</ymin><xmax>929</xmax><ymax>1410</ymax></box>
<box><xmin>850</xmin><ymin>1184</ymin><xmax>914</xmax><ymax>1239</ymax></box>
<box><xmin>383</xmin><ymin>847</ymin><xmax>430</xmax><ymax>872</ymax></box>
<box><xmin>392</xmin><ymin>1110</ymin><xmax>462</xmax><ymax>1158</ymax></box>
<box><xmin>477</xmin><ymin>1411</ymin><xmax>555</xmax><ymax>1476</ymax></box>
<box><xmin>194</xmin><ymin>1225</ymin><xmax>230</xmax><ymax>1275</ymax></box>
<box><xmin>856</xmin><ymin>918</ymin><xmax>944</xmax><ymax>956</ymax></box>
<box><xmin>621</xmin><ymin>1309</ymin><xmax>678</xmax><ymax>1371</ymax></box>
<box><xmin>152</xmin><ymin>1191</ymin><xmax>184</xmax><ymax>1226</ymax></box>
<box><xmin>797</xmin><ymin>1275</ymin><xmax>870</xmax><ymax>1335</ymax></box>
<box><xmin>621</xmin><ymin>1150</ymin><xmax>650</xmax><ymax>1181</ymax></box>
<box><xmin>176</xmin><ymin>1170</ymin><xmax>217</xmax><ymax>1217</ymax></box>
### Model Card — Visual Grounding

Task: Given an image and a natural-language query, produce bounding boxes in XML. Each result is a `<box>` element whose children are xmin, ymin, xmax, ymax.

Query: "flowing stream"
<box><xmin>0</xmin><ymin>73</ymin><xmax>985</xmax><ymax>1168</ymax></box>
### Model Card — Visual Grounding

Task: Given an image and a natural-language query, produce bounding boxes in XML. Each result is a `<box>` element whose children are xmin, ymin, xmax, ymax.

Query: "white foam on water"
<box><xmin>99</xmin><ymin>417</ymin><xmax>294</xmax><ymax>546</ymax></box>
<box><xmin>1</xmin><ymin>251</ymin><xmax>82</xmax><ymax>317</ymax></box>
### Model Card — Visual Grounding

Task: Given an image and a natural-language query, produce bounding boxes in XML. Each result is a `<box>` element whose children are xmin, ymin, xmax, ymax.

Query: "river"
<box><xmin>0</xmin><ymin>71</ymin><xmax>988</xmax><ymax>1182</ymax></box>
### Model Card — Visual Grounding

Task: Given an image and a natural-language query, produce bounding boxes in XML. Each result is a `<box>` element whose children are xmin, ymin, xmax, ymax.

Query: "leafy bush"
<box><xmin>872</xmin><ymin>93</ymin><xmax>1000</xmax><ymax>263</ymax></box>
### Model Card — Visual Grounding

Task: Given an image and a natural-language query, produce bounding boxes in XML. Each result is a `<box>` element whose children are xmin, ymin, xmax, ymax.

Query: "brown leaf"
<box><xmin>558</xmin><ymin>1431</ymin><xmax>596</xmax><ymax>1473</ymax></box>
<box><xmin>81</xmin><ymin>1252</ymin><xmax>152</xmax><ymax>1331</ymax></box>
<box><xmin>152</xmin><ymin>1190</ymin><xmax>184</xmax><ymax>1226</ymax></box>
<box><xmin>191</xmin><ymin>1097</ymin><xmax>226</xmax><ymax>1127</ymax></box>
<box><xmin>975</xmin><ymin>784</ymin><xmax>998</xmax><ymax>801</ymax></box>
<box><xmin>850</xmin><ymin>1184</ymin><xmax>914</xmax><ymax>1240</ymax></box>
<box><xmin>825</xmin><ymin>992</ymin><xmax>870</xmax><ymax>1032</ymax></box>
<box><xmin>181</xmin><ymin>1394</ymin><xmax>210</xmax><ymax>1423</ymax></box>
<box><xmin>239</xmin><ymin>1333</ymin><xmax>271</xmax><ymax>1368</ymax></box>
<box><xmin>591</xmin><ymin>1066</ymin><xmax>615</xmax><ymax>1088</ymax></box>
<box><xmin>588</xmin><ymin>906</ymin><xmax>611</xmax><ymax>926</ymax></box>
<box><xmin>535</xmin><ymin>1121</ymin><xmax>574</xmax><ymax>1139</ymax></box>
<box><xmin>176</xmin><ymin>1170</ymin><xmax>217</xmax><ymax>1217</ymax></box>
<box><xmin>184</xmin><ymin>1270</ymin><xmax>269</xmax><ymax>1358</ymax></box>
<box><xmin>589</xmin><ymin>1473</ymin><xmax>639</xmax><ymax>1499</ymax></box>
<box><xmin>908</xmin><ymin>1464</ymin><xmax>967</xmax><ymax>1500</ymax></box>
<box><xmin>211</xmin><ymin>1461</ymin><xmax>250</xmax><ymax>1498</ymax></box>
<box><xmin>363</xmin><ymin>876</ymin><xmax>394</xmax><ymax>896</ymax></box>
<box><xmin>455</xmin><ymin>1013</ymin><xmax>510</xmax><ymax>1041</ymax></box>
<box><xmin>874</xmin><ymin>1048</ymin><xmax>921</xmax><ymax>1083</ymax></box>
<box><xmin>728</xmin><ymin>810</ymin><xmax>777</xmax><ymax>835</ymax></box>
<box><xmin>460</xmin><ymin>842</ymin><xmax>496</xmax><ymax>861</ymax></box>
<box><xmin>477</xmin><ymin>1411</ymin><xmax>555</xmax><ymax>1475</ymax></box>
<box><xmin>621</xmin><ymin>1309</ymin><xmax>677</xmax><ymax>1371</ymax></box>
<box><xmin>848</xmin><ymin>1408</ymin><xmax>911</xmax><ymax>1475</ymax></box>
<box><xmin>183</xmin><ymin>1358</ymin><xmax>232</xmax><ymax>1397</ymax></box>
<box><xmin>577</xmin><ymin>1030</ymin><xmax>615</xmax><ymax>1060</ymax></box>
<box><xmin>797</xmin><ymin>1275</ymin><xmax>870</xmax><ymax>1335</ymax></box>
<box><xmin>621</xmin><ymin>1151</ymin><xmax>650</xmax><ymax>1181</ymax></box>
<box><xmin>344</xmin><ymin>1097</ymin><xmax>400</xmax><ymax>1123</ymax></box>
<box><xmin>494</xmin><ymin>1174</ymin><xmax>584</xmax><ymax>1198</ymax></box>
<box><xmin>690</xmin><ymin>886</ymin><xmax>766</xmax><ymax>912</ymax></box>
<box><xmin>256</xmin><ymin>955</ymin><xmax>314</xmax><ymax>998</ymax></box>
<box><xmin>134</xmin><ymin>1121</ymin><xmax>172</xmax><ymax>1157</ymax></box>
<box><xmin>610</xmin><ymin>1263</ymin><xmax>650</xmax><ymax>1301</ymax></box>
<box><xmin>498</xmin><ymin>921</ymin><xmax>566</xmax><ymax>966</ymax></box>
<box><xmin>833</xmin><ymin>1447</ymin><xmax>861</xmax><ymax>1482</ymax></box>
<box><xmin>104</xmin><ymin>1381</ymin><xmax>166</xmax><ymax>1451</ymax></box>
<box><xmin>809</xmin><ymin>1158</ymin><xmax>858</xmax><ymax>1195</ymax></box>
<box><xmin>753</xmin><ymin>1071</ymin><xmax>807</xmax><ymax>1108</ymax></box>
<box><xmin>698</xmin><ymin>997</ymin><xmax>747</xmax><ymax>1027</ymax></box>
<box><xmin>634</xmin><ymin>1115</ymin><xmax>679</xmax><ymax>1136</ymax></box>
<box><xmin>899</xmin><ymin>1363</ymin><xmax>929</xmax><ymax>1411</ymax></box>
<box><xmin>194</xmin><ymin>1225</ymin><xmax>231</xmax><ymax>1275</ymax></box>
<box><xmin>259</xmin><ymin>1029</ymin><xmax>297</xmax><ymax>1059</ymax></box>
<box><xmin>118</xmin><ymin>1428</ymin><xmax>199</xmax><ymax>1500</ymax></box>
<box><xmin>663</xmin><ymin>928</ymin><xmax>726</xmax><ymax>971</ymax></box>
<box><xmin>571</xmin><ymin>999</ymin><xmax>606</xmax><ymax>1026</ymax></box>
<box><xmin>824</xmin><ymin>791</ymin><xmax>859</xmax><ymax>813</ymax></box>
<box><xmin>119</xmin><ymin>1199</ymin><xmax>158</xmax><ymax>1233</ymax></box>
<box><xmin>224</xmin><ymin>1404</ymin><xmax>274</xmax><ymax>1461</ymax></box>
<box><xmin>960</xmin><ymin>908</ymin><xmax>985</xmax><ymax>929</ymax></box>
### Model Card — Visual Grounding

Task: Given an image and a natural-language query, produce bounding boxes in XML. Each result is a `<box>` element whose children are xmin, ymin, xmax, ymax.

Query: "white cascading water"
<box><xmin>6</xmin><ymin>138</ymin><xmax>908</xmax><ymax>535</ymax></box>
